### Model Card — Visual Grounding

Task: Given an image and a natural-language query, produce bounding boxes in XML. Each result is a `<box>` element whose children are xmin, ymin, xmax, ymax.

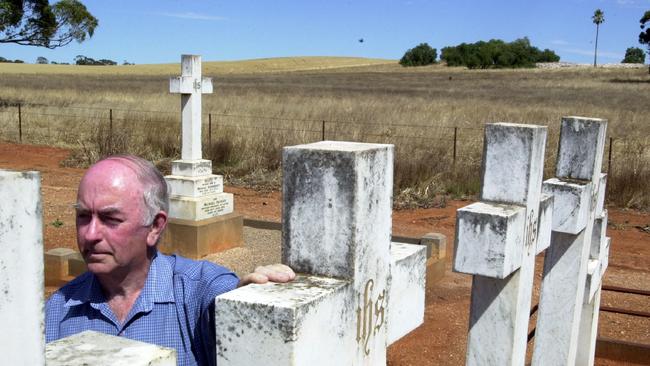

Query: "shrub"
<box><xmin>622</xmin><ymin>47</ymin><xmax>645</xmax><ymax>63</ymax></box>
<box><xmin>441</xmin><ymin>38</ymin><xmax>560</xmax><ymax>69</ymax></box>
<box><xmin>399</xmin><ymin>43</ymin><xmax>438</xmax><ymax>67</ymax></box>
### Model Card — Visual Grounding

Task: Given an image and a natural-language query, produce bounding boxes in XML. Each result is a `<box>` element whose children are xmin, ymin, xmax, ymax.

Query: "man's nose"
<box><xmin>82</xmin><ymin>216</ymin><xmax>102</xmax><ymax>242</ymax></box>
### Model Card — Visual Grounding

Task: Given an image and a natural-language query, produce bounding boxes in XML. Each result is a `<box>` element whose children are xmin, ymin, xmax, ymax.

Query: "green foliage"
<box><xmin>0</xmin><ymin>0</ymin><xmax>97</xmax><ymax>48</ymax></box>
<box><xmin>0</xmin><ymin>55</ymin><xmax>23</xmax><ymax>63</ymax></box>
<box><xmin>36</xmin><ymin>56</ymin><xmax>48</xmax><ymax>64</ymax></box>
<box><xmin>592</xmin><ymin>9</ymin><xmax>605</xmax><ymax>66</ymax></box>
<box><xmin>440</xmin><ymin>38</ymin><xmax>559</xmax><ymax>69</ymax></box>
<box><xmin>74</xmin><ymin>55</ymin><xmax>116</xmax><ymax>65</ymax></box>
<box><xmin>399</xmin><ymin>43</ymin><xmax>437</xmax><ymax>67</ymax></box>
<box><xmin>622</xmin><ymin>47</ymin><xmax>645</xmax><ymax>63</ymax></box>
<box><xmin>50</xmin><ymin>218</ymin><xmax>63</xmax><ymax>227</ymax></box>
<box><xmin>640</xmin><ymin>11</ymin><xmax>650</xmax><ymax>54</ymax></box>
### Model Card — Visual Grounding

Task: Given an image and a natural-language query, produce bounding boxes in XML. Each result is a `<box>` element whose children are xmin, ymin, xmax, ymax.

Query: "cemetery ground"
<box><xmin>1</xmin><ymin>141</ymin><xmax>647</xmax><ymax>365</ymax></box>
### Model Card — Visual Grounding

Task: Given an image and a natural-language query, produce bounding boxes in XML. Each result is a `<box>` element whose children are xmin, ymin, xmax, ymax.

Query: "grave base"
<box><xmin>426</xmin><ymin>257</ymin><xmax>446</xmax><ymax>286</ymax></box>
<box><xmin>160</xmin><ymin>212</ymin><xmax>243</xmax><ymax>259</ymax></box>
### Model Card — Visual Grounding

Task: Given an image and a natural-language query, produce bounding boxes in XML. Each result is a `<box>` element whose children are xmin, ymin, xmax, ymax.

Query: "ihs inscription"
<box><xmin>355</xmin><ymin>279</ymin><xmax>386</xmax><ymax>356</ymax></box>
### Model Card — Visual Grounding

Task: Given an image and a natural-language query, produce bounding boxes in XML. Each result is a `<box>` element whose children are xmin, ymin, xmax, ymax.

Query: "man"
<box><xmin>45</xmin><ymin>155</ymin><xmax>294</xmax><ymax>365</ymax></box>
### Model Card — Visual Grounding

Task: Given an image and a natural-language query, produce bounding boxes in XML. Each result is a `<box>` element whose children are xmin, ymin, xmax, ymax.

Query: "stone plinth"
<box><xmin>45</xmin><ymin>330</ymin><xmax>176</xmax><ymax>365</ymax></box>
<box><xmin>421</xmin><ymin>233</ymin><xmax>447</xmax><ymax>285</ymax></box>
<box><xmin>160</xmin><ymin>212</ymin><xmax>244</xmax><ymax>259</ymax></box>
<box><xmin>0</xmin><ymin>170</ymin><xmax>44</xmax><ymax>365</ymax></box>
<box><xmin>168</xmin><ymin>192</ymin><xmax>234</xmax><ymax>221</ymax></box>
<box><xmin>45</xmin><ymin>248</ymin><xmax>78</xmax><ymax>286</ymax></box>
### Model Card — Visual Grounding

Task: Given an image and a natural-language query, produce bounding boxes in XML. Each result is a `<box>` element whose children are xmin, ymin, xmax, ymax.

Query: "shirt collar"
<box><xmin>64</xmin><ymin>252</ymin><xmax>175</xmax><ymax>308</ymax></box>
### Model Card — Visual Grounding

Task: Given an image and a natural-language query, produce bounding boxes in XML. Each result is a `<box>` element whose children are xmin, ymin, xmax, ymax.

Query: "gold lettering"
<box><xmin>355</xmin><ymin>279</ymin><xmax>387</xmax><ymax>356</ymax></box>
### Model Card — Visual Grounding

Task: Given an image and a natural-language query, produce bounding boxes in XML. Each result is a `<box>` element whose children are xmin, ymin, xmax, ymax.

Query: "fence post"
<box><xmin>18</xmin><ymin>103</ymin><xmax>22</xmax><ymax>143</ymax></box>
<box><xmin>209</xmin><ymin>113</ymin><xmax>212</xmax><ymax>150</ymax></box>
<box><xmin>109</xmin><ymin>109</ymin><xmax>113</xmax><ymax>153</ymax></box>
<box><xmin>453</xmin><ymin>127</ymin><xmax>458</xmax><ymax>167</ymax></box>
<box><xmin>322</xmin><ymin>120</ymin><xmax>325</xmax><ymax>141</ymax></box>
<box><xmin>607</xmin><ymin>137</ymin><xmax>613</xmax><ymax>176</ymax></box>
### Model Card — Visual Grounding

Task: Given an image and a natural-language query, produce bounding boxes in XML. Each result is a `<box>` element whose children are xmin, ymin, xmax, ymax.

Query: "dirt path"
<box><xmin>1</xmin><ymin>142</ymin><xmax>647</xmax><ymax>365</ymax></box>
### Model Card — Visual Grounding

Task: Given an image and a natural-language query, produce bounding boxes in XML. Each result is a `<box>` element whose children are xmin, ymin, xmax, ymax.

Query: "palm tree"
<box><xmin>592</xmin><ymin>9</ymin><xmax>605</xmax><ymax>67</ymax></box>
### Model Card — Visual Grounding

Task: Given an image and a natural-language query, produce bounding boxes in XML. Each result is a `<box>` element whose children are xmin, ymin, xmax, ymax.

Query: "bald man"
<box><xmin>45</xmin><ymin>155</ymin><xmax>294</xmax><ymax>366</ymax></box>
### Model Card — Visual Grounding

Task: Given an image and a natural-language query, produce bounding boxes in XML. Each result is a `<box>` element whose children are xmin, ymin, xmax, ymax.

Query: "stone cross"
<box><xmin>0</xmin><ymin>170</ymin><xmax>176</xmax><ymax>365</ymax></box>
<box><xmin>453</xmin><ymin>123</ymin><xmax>553</xmax><ymax>365</ymax></box>
<box><xmin>169</xmin><ymin>54</ymin><xmax>213</xmax><ymax>161</ymax></box>
<box><xmin>532</xmin><ymin>117</ymin><xmax>607</xmax><ymax>366</ymax></box>
<box><xmin>214</xmin><ymin>141</ymin><xmax>427</xmax><ymax>365</ymax></box>
<box><xmin>0</xmin><ymin>170</ymin><xmax>45</xmax><ymax>365</ymax></box>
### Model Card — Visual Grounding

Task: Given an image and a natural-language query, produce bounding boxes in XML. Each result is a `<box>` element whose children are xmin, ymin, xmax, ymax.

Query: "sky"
<box><xmin>2</xmin><ymin>0</ymin><xmax>649</xmax><ymax>65</ymax></box>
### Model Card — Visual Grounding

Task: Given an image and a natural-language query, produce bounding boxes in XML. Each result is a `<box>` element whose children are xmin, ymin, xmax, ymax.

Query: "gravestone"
<box><xmin>214</xmin><ymin>141</ymin><xmax>427</xmax><ymax>365</ymax></box>
<box><xmin>0</xmin><ymin>170</ymin><xmax>45</xmax><ymax>365</ymax></box>
<box><xmin>532</xmin><ymin>117</ymin><xmax>608</xmax><ymax>366</ymax></box>
<box><xmin>453</xmin><ymin>123</ymin><xmax>553</xmax><ymax>365</ymax></box>
<box><xmin>0</xmin><ymin>170</ymin><xmax>177</xmax><ymax>365</ymax></box>
<box><xmin>161</xmin><ymin>54</ymin><xmax>243</xmax><ymax>258</ymax></box>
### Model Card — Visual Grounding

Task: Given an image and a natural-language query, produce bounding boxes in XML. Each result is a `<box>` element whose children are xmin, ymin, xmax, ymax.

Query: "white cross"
<box><xmin>169</xmin><ymin>55</ymin><xmax>213</xmax><ymax>161</ymax></box>
<box><xmin>533</xmin><ymin>117</ymin><xmax>607</xmax><ymax>366</ymax></box>
<box><xmin>214</xmin><ymin>141</ymin><xmax>427</xmax><ymax>365</ymax></box>
<box><xmin>453</xmin><ymin>123</ymin><xmax>552</xmax><ymax>365</ymax></box>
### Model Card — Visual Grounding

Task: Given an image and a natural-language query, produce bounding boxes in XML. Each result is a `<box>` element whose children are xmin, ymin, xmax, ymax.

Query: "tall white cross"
<box><xmin>170</xmin><ymin>55</ymin><xmax>213</xmax><ymax>161</ymax></box>
<box><xmin>533</xmin><ymin>117</ymin><xmax>607</xmax><ymax>366</ymax></box>
<box><xmin>453</xmin><ymin>123</ymin><xmax>553</xmax><ymax>365</ymax></box>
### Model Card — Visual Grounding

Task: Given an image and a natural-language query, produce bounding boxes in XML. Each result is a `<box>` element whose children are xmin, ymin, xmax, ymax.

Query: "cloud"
<box><xmin>562</xmin><ymin>48</ymin><xmax>622</xmax><ymax>60</ymax></box>
<box><xmin>613</xmin><ymin>0</ymin><xmax>650</xmax><ymax>9</ymax></box>
<box><xmin>155</xmin><ymin>12</ymin><xmax>227</xmax><ymax>21</ymax></box>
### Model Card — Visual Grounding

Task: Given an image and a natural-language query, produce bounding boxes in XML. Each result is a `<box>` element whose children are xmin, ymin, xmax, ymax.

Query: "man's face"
<box><xmin>75</xmin><ymin>160</ymin><xmax>155</xmax><ymax>277</ymax></box>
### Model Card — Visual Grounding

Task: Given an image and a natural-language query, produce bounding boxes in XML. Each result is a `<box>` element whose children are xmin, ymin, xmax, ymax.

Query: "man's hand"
<box><xmin>238</xmin><ymin>264</ymin><xmax>296</xmax><ymax>287</ymax></box>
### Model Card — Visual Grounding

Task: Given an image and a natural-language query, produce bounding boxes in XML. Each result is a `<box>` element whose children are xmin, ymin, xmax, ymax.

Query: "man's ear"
<box><xmin>147</xmin><ymin>211</ymin><xmax>168</xmax><ymax>247</ymax></box>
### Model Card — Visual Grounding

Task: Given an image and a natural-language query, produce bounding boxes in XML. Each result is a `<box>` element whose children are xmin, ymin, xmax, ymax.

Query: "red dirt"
<box><xmin>1</xmin><ymin>142</ymin><xmax>647</xmax><ymax>365</ymax></box>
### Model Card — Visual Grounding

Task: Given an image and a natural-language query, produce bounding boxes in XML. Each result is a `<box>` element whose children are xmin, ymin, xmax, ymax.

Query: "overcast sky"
<box><xmin>2</xmin><ymin>0</ymin><xmax>649</xmax><ymax>64</ymax></box>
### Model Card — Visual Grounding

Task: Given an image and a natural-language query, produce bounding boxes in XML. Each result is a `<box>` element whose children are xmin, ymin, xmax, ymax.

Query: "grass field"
<box><xmin>0</xmin><ymin>58</ymin><xmax>648</xmax><ymax>209</ymax></box>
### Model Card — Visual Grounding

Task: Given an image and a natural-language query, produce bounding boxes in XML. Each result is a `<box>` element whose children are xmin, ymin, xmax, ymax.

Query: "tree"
<box><xmin>622</xmin><ymin>47</ymin><xmax>645</xmax><ymax>63</ymax></box>
<box><xmin>640</xmin><ymin>10</ymin><xmax>650</xmax><ymax>73</ymax></box>
<box><xmin>0</xmin><ymin>0</ymin><xmax>97</xmax><ymax>48</ymax></box>
<box><xmin>592</xmin><ymin>9</ymin><xmax>605</xmax><ymax>67</ymax></box>
<box><xmin>36</xmin><ymin>56</ymin><xmax>48</xmax><ymax>64</ymax></box>
<box><xmin>399</xmin><ymin>43</ymin><xmax>437</xmax><ymax>67</ymax></box>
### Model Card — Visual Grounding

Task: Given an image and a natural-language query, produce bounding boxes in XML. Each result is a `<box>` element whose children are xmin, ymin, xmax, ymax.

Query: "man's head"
<box><xmin>75</xmin><ymin>155</ymin><xmax>168</xmax><ymax>277</ymax></box>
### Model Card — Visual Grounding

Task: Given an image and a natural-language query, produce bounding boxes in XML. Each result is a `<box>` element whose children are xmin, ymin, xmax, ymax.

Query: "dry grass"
<box><xmin>0</xmin><ymin>59</ymin><xmax>648</xmax><ymax>209</ymax></box>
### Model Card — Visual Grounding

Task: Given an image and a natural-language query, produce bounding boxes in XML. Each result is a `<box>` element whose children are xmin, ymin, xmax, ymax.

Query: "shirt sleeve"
<box><xmin>45</xmin><ymin>292</ymin><xmax>65</xmax><ymax>343</ymax></box>
<box><xmin>198</xmin><ymin>270</ymin><xmax>239</xmax><ymax>366</ymax></box>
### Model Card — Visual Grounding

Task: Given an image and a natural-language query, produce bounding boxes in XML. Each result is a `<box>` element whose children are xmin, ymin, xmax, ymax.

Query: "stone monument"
<box><xmin>160</xmin><ymin>54</ymin><xmax>243</xmax><ymax>259</ymax></box>
<box><xmin>453</xmin><ymin>123</ymin><xmax>553</xmax><ymax>365</ymax></box>
<box><xmin>214</xmin><ymin>141</ymin><xmax>427</xmax><ymax>365</ymax></box>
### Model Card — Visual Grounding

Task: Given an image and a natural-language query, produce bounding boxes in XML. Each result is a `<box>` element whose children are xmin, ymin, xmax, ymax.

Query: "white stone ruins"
<box><xmin>454</xmin><ymin>117</ymin><xmax>610</xmax><ymax>366</ymax></box>
<box><xmin>214</xmin><ymin>141</ymin><xmax>427</xmax><ymax>365</ymax></box>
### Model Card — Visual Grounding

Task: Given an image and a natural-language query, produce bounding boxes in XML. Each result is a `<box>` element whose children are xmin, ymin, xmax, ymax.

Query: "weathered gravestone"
<box><xmin>533</xmin><ymin>117</ymin><xmax>608</xmax><ymax>366</ymax></box>
<box><xmin>0</xmin><ymin>170</ymin><xmax>177</xmax><ymax>365</ymax></box>
<box><xmin>0</xmin><ymin>170</ymin><xmax>45</xmax><ymax>365</ymax></box>
<box><xmin>453</xmin><ymin>123</ymin><xmax>553</xmax><ymax>365</ymax></box>
<box><xmin>214</xmin><ymin>141</ymin><xmax>427</xmax><ymax>365</ymax></box>
<box><xmin>161</xmin><ymin>54</ymin><xmax>244</xmax><ymax>258</ymax></box>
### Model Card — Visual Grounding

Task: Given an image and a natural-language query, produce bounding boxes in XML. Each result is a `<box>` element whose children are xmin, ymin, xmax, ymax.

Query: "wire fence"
<box><xmin>0</xmin><ymin>102</ymin><xmax>645</xmax><ymax>178</ymax></box>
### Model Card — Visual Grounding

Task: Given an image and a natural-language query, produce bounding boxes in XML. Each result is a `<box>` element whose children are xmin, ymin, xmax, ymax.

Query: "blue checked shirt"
<box><xmin>45</xmin><ymin>252</ymin><xmax>239</xmax><ymax>366</ymax></box>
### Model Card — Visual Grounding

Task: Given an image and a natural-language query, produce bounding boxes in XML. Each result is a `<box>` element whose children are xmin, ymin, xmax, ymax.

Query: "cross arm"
<box><xmin>169</xmin><ymin>76</ymin><xmax>213</xmax><ymax>94</ymax></box>
<box><xmin>453</xmin><ymin>202</ymin><xmax>527</xmax><ymax>279</ymax></box>
<box><xmin>215</xmin><ymin>275</ymin><xmax>351</xmax><ymax>365</ymax></box>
